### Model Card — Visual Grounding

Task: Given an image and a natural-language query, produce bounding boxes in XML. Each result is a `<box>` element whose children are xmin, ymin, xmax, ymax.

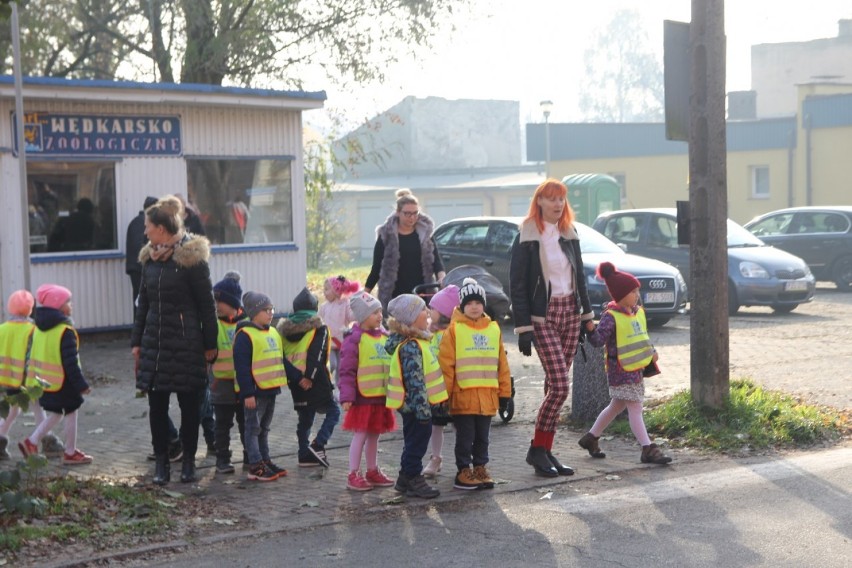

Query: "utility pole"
<box><xmin>689</xmin><ymin>0</ymin><xmax>729</xmax><ymax>407</ymax></box>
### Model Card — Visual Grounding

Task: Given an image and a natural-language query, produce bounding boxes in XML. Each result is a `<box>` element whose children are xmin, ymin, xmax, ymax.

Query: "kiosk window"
<box><xmin>27</xmin><ymin>161</ymin><xmax>117</xmax><ymax>254</ymax></box>
<box><xmin>186</xmin><ymin>158</ymin><xmax>294</xmax><ymax>245</ymax></box>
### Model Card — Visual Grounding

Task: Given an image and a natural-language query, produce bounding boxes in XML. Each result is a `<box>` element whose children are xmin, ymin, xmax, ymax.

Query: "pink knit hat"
<box><xmin>36</xmin><ymin>284</ymin><xmax>72</xmax><ymax>310</ymax></box>
<box><xmin>428</xmin><ymin>284</ymin><xmax>460</xmax><ymax>319</ymax></box>
<box><xmin>6</xmin><ymin>289</ymin><xmax>34</xmax><ymax>317</ymax></box>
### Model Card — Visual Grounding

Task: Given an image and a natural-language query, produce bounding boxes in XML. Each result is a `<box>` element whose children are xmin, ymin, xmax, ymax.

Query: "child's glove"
<box><xmin>499</xmin><ymin>397</ymin><xmax>511</xmax><ymax>413</ymax></box>
<box><xmin>518</xmin><ymin>331</ymin><xmax>534</xmax><ymax>357</ymax></box>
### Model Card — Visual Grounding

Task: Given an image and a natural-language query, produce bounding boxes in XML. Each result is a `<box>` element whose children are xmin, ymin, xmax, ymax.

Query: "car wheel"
<box><xmin>771</xmin><ymin>304</ymin><xmax>798</xmax><ymax>314</ymax></box>
<box><xmin>728</xmin><ymin>285</ymin><xmax>740</xmax><ymax>315</ymax></box>
<box><xmin>646</xmin><ymin>317</ymin><xmax>671</xmax><ymax>328</ymax></box>
<box><xmin>832</xmin><ymin>256</ymin><xmax>852</xmax><ymax>291</ymax></box>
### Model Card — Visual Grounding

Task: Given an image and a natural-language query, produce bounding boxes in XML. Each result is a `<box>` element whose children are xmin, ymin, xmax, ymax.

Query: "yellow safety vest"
<box><xmin>212</xmin><ymin>319</ymin><xmax>239</xmax><ymax>380</ymax></box>
<box><xmin>453</xmin><ymin>321</ymin><xmax>500</xmax><ymax>389</ymax></box>
<box><xmin>237</xmin><ymin>326</ymin><xmax>287</xmax><ymax>390</ymax></box>
<box><xmin>610</xmin><ymin>308</ymin><xmax>654</xmax><ymax>372</ymax></box>
<box><xmin>356</xmin><ymin>332</ymin><xmax>391</xmax><ymax>398</ymax></box>
<box><xmin>386</xmin><ymin>338</ymin><xmax>448</xmax><ymax>410</ymax></box>
<box><xmin>27</xmin><ymin>324</ymin><xmax>78</xmax><ymax>393</ymax></box>
<box><xmin>281</xmin><ymin>329</ymin><xmax>319</xmax><ymax>374</ymax></box>
<box><xmin>0</xmin><ymin>321</ymin><xmax>34</xmax><ymax>388</ymax></box>
<box><xmin>428</xmin><ymin>329</ymin><xmax>444</xmax><ymax>360</ymax></box>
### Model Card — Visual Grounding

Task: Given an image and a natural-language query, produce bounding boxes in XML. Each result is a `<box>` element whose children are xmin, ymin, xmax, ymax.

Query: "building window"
<box><xmin>751</xmin><ymin>166</ymin><xmax>769</xmax><ymax>199</ymax></box>
<box><xmin>186</xmin><ymin>158</ymin><xmax>293</xmax><ymax>246</ymax></box>
<box><xmin>27</xmin><ymin>161</ymin><xmax>117</xmax><ymax>254</ymax></box>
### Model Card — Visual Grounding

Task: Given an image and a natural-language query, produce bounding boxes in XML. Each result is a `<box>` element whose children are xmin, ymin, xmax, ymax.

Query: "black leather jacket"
<box><xmin>509</xmin><ymin>220</ymin><xmax>594</xmax><ymax>333</ymax></box>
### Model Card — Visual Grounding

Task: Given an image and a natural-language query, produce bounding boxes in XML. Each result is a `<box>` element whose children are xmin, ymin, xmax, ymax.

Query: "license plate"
<box><xmin>785</xmin><ymin>281</ymin><xmax>808</xmax><ymax>291</ymax></box>
<box><xmin>645</xmin><ymin>292</ymin><xmax>674</xmax><ymax>303</ymax></box>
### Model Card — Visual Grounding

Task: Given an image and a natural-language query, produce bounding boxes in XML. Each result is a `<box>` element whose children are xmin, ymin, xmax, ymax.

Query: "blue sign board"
<box><xmin>12</xmin><ymin>112</ymin><xmax>182</xmax><ymax>156</ymax></box>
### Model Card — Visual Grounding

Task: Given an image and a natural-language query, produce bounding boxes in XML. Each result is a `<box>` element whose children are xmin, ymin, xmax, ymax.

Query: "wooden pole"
<box><xmin>689</xmin><ymin>0</ymin><xmax>729</xmax><ymax>407</ymax></box>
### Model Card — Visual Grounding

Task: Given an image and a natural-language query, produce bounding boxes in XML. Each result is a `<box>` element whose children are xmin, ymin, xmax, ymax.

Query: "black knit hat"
<box><xmin>459</xmin><ymin>277</ymin><xmax>486</xmax><ymax>310</ymax></box>
<box><xmin>292</xmin><ymin>287</ymin><xmax>318</xmax><ymax>312</ymax></box>
<box><xmin>213</xmin><ymin>270</ymin><xmax>243</xmax><ymax>310</ymax></box>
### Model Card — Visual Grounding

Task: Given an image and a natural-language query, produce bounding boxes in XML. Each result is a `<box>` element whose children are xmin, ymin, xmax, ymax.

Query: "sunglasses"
<box><xmin>400</xmin><ymin>210</ymin><xmax>420</xmax><ymax>218</ymax></box>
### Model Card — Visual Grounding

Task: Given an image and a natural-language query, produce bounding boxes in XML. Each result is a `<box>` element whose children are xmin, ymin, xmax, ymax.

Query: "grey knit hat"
<box><xmin>388</xmin><ymin>294</ymin><xmax>426</xmax><ymax>327</ymax></box>
<box><xmin>349</xmin><ymin>291</ymin><xmax>382</xmax><ymax>324</ymax></box>
<box><xmin>292</xmin><ymin>287</ymin><xmax>318</xmax><ymax>312</ymax></box>
<box><xmin>242</xmin><ymin>291</ymin><xmax>273</xmax><ymax>320</ymax></box>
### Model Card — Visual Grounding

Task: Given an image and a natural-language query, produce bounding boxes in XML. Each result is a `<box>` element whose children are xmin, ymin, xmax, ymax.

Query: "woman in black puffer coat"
<box><xmin>131</xmin><ymin>195</ymin><xmax>218</xmax><ymax>485</ymax></box>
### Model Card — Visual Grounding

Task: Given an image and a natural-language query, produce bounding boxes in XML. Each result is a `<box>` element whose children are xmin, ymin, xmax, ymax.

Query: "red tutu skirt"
<box><xmin>343</xmin><ymin>403</ymin><xmax>397</xmax><ymax>434</ymax></box>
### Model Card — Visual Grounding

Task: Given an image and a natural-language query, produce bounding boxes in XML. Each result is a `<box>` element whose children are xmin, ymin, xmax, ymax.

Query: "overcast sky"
<box><xmin>305</xmin><ymin>0</ymin><xmax>852</xmax><ymax>133</ymax></box>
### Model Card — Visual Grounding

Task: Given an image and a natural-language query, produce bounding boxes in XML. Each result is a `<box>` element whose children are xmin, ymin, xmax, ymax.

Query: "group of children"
<box><xmin>0</xmin><ymin>259</ymin><xmax>671</xmax><ymax>494</ymax></box>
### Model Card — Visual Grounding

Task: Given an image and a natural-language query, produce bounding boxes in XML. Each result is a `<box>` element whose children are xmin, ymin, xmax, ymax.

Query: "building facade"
<box><xmin>0</xmin><ymin>77</ymin><xmax>325</xmax><ymax>329</ymax></box>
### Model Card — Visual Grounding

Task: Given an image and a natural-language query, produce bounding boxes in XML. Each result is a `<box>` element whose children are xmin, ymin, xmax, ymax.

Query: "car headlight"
<box><xmin>738</xmin><ymin>261</ymin><xmax>769</xmax><ymax>279</ymax></box>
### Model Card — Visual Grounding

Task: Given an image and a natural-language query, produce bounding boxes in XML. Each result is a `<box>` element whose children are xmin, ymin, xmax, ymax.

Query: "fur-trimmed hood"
<box><xmin>276</xmin><ymin>315</ymin><xmax>323</xmax><ymax>338</ymax></box>
<box><xmin>139</xmin><ymin>233</ymin><xmax>211</xmax><ymax>267</ymax></box>
<box><xmin>518</xmin><ymin>218</ymin><xmax>578</xmax><ymax>243</ymax></box>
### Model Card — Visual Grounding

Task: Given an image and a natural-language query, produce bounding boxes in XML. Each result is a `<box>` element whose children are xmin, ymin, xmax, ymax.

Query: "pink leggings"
<box><xmin>589</xmin><ymin>399</ymin><xmax>651</xmax><ymax>446</ymax></box>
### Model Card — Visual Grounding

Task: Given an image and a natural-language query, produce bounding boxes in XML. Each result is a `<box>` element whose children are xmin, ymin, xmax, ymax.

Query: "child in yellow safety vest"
<box><xmin>0</xmin><ymin>290</ymin><xmax>39</xmax><ymax>460</ymax></box>
<box><xmin>578</xmin><ymin>262</ymin><xmax>672</xmax><ymax>465</ymax></box>
<box><xmin>210</xmin><ymin>271</ymin><xmax>249</xmax><ymax>474</ymax></box>
<box><xmin>438</xmin><ymin>278</ymin><xmax>512</xmax><ymax>490</ymax></box>
<box><xmin>385</xmin><ymin>294</ymin><xmax>446</xmax><ymax>499</ymax></box>
<box><xmin>18</xmin><ymin>284</ymin><xmax>92</xmax><ymax>465</ymax></box>
<box><xmin>339</xmin><ymin>291</ymin><xmax>397</xmax><ymax>491</ymax></box>
<box><xmin>234</xmin><ymin>291</ymin><xmax>297</xmax><ymax>482</ymax></box>
<box><xmin>278</xmin><ymin>287</ymin><xmax>340</xmax><ymax>469</ymax></box>
<box><xmin>421</xmin><ymin>284</ymin><xmax>460</xmax><ymax>478</ymax></box>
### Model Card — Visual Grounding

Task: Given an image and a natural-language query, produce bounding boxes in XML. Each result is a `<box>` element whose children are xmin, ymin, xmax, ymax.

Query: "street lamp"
<box><xmin>540</xmin><ymin>100</ymin><xmax>553</xmax><ymax>179</ymax></box>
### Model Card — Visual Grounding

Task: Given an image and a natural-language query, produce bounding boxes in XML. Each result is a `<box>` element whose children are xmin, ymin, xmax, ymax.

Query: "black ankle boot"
<box><xmin>180</xmin><ymin>457</ymin><xmax>197</xmax><ymax>483</ymax></box>
<box><xmin>153</xmin><ymin>454</ymin><xmax>170</xmax><ymax>485</ymax></box>
<box><xmin>526</xmin><ymin>442</ymin><xmax>558</xmax><ymax>478</ymax></box>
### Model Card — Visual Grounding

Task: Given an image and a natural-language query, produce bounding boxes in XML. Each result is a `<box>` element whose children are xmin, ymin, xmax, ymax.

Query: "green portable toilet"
<box><xmin>562</xmin><ymin>173</ymin><xmax>621</xmax><ymax>224</ymax></box>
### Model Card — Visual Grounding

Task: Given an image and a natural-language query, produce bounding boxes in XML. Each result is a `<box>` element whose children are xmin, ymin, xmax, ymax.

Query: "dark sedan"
<box><xmin>593</xmin><ymin>208</ymin><xmax>816</xmax><ymax>314</ymax></box>
<box><xmin>744</xmin><ymin>206</ymin><xmax>852</xmax><ymax>290</ymax></box>
<box><xmin>433</xmin><ymin>216</ymin><xmax>688</xmax><ymax>327</ymax></box>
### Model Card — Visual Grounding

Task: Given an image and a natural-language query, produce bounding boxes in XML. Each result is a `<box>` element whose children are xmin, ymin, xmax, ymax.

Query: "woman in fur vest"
<box><xmin>364</xmin><ymin>189</ymin><xmax>446</xmax><ymax>311</ymax></box>
<box><xmin>131</xmin><ymin>195</ymin><xmax>218</xmax><ymax>486</ymax></box>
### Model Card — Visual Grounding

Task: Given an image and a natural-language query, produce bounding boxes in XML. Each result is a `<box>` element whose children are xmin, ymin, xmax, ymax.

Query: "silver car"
<box><xmin>593</xmin><ymin>208</ymin><xmax>816</xmax><ymax>314</ymax></box>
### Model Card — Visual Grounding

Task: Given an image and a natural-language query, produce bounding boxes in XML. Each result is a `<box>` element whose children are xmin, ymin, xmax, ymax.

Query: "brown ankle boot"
<box><xmin>641</xmin><ymin>443</ymin><xmax>672</xmax><ymax>465</ymax></box>
<box><xmin>578</xmin><ymin>432</ymin><xmax>606</xmax><ymax>458</ymax></box>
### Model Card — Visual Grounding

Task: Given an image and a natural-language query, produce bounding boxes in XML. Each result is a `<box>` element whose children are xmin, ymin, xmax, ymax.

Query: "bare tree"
<box><xmin>578</xmin><ymin>9</ymin><xmax>664</xmax><ymax>122</ymax></box>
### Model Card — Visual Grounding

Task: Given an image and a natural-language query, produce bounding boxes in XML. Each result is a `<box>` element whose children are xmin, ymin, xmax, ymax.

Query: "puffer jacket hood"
<box><xmin>34</xmin><ymin>306</ymin><xmax>71</xmax><ymax>331</ymax></box>
<box><xmin>276</xmin><ymin>315</ymin><xmax>323</xmax><ymax>339</ymax></box>
<box><xmin>138</xmin><ymin>232</ymin><xmax>211</xmax><ymax>266</ymax></box>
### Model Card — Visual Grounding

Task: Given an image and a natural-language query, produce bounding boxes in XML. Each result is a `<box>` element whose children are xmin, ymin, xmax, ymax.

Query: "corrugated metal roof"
<box><xmin>527</xmin><ymin>117</ymin><xmax>798</xmax><ymax>161</ymax></box>
<box><xmin>0</xmin><ymin>75</ymin><xmax>326</xmax><ymax>101</ymax></box>
<box><xmin>803</xmin><ymin>93</ymin><xmax>852</xmax><ymax>127</ymax></box>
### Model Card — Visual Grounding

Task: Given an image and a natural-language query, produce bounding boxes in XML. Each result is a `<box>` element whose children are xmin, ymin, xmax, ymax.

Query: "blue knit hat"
<box><xmin>213</xmin><ymin>271</ymin><xmax>243</xmax><ymax>310</ymax></box>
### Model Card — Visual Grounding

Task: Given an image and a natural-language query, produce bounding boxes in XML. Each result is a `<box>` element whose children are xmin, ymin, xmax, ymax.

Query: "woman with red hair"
<box><xmin>509</xmin><ymin>179</ymin><xmax>596</xmax><ymax>477</ymax></box>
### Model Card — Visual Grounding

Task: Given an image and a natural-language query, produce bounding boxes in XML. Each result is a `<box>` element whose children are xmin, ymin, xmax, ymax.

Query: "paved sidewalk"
<box><xmin>5</xmin><ymin>286</ymin><xmax>852</xmax><ymax>566</ymax></box>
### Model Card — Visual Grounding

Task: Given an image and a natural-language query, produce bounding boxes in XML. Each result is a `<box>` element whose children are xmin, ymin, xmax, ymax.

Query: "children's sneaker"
<box><xmin>473</xmin><ymin>465</ymin><xmax>495</xmax><ymax>489</ymax></box>
<box><xmin>18</xmin><ymin>438</ymin><xmax>39</xmax><ymax>458</ymax></box>
<box><xmin>365</xmin><ymin>467</ymin><xmax>395</xmax><ymax>487</ymax></box>
<box><xmin>167</xmin><ymin>440</ymin><xmax>184</xmax><ymax>462</ymax></box>
<box><xmin>453</xmin><ymin>467</ymin><xmax>483</xmax><ymax>491</ymax></box>
<box><xmin>62</xmin><ymin>449</ymin><xmax>93</xmax><ymax>465</ymax></box>
<box><xmin>41</xmin><ymin>434</ymin><xmax>65</xmax><ymax>457</ymax></box>
<box><xmin>309</xmin><ymin>441</ymin><xmax>329</xmax><ymax>468</ymax></box>
<box><xmin>264</xmin><ymin>460</ymin><xmax>287</xmax><ymax>478</ymax></box>
<box><xmin>347</xmin><ymin>470</ymin><xmax>373</xmax><ymax>491</ymax></box>
<box><xmin>247</xmin><ymin>462</ymin><xmax>278</xmax><ymax>481</ymax></box>
<box><xmin>406</xmin><ymin>473</ymin><xmax>440</xmax><ymax>499</ymax></box>
<box><xmin>216</xmin><ymin>457</ymin><xmax>235</xmax><ymax>474</ymax></box>
<box><xmin>0</xmin><ymin>435</ymin><xmax>10</xmax><ymax>460</ymax></box>
<box><xmin>298</xmin><ymin>452</ymin><xmax>322</xmax><ymax>467</ymax></box>
<box><xmin>422</xmin><ymin>455</ymin><xmax>442</xmax><ymax>478</ymax></box>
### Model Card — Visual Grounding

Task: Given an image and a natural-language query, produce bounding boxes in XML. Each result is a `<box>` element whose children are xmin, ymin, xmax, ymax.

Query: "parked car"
<box><xmin>743</xmin><ymin>206</ymin><xmax>852</xmax><ymax>290</ymax></box>
<box><xmin>432</xmin><ymin>216</ymin><xmax>688</xmax><ymax>327</ymax></box>
<box><xmin>592</xmin><ymin>208</ymin><xmax>816</xmax><ymax>314</ymax></box>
